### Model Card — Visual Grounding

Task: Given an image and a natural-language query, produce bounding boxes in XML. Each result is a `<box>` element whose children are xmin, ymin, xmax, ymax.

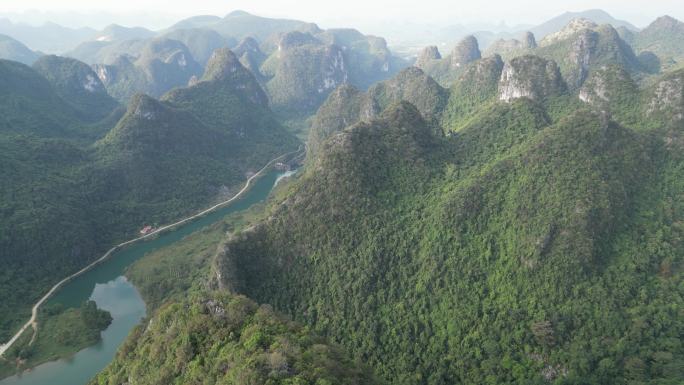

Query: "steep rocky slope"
<box><xmin>498</xmin><ymin>55</ymin><xmax>566</xmax><ymax>101</ymax></box>
<box><xmin>261</xmin><ymin>27</ymin><xmax>403</xmax><ymax>116</ymax></box>
<box><xmin>416</xmin><ymin>35</ymin><xmax>482</xmax><ymax>86</ymax></box>
<box><xmin>646</xmin><ymin>68</ymin><xmax>684</xmax><ymax>127</ymax></box>
<box><xmin>535</xmin><ymin>20</ymin><xmax>641</xmax><ymax>89</ymax></box>
<box><xmin>93</xmin><ymin>38</ymin><xmax>203</xmax><ymax>101</ymax></box>
<box><xmin>308</xmin><ymin>66</ymin><xmax>447</xmax><ymax>155</ymax></box>
<box><xmin>33</xmin><ymin>55</ymin><xmax>119</xmax><ymax>122</ymax></box>
<box><xmin>484</xmin><ymin>32</ymin><xmax>537</xmax><ymax>59</ymax></box>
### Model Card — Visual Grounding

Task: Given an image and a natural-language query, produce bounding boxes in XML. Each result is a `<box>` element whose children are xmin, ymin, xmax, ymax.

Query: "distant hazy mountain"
<box><xmin>461</xmin><ymin>18</ymin><xmax>644</xmax><ymax>91</ymax></box>
<box><xmin>0</xmin><ymin>18</ymin><xmax>95</xmax><ymax>53</ymax></box>
<box><xmin>66</xmin><ymin>39</ymin><xmax>148</xmax><ymax>65</ymax></box>
<box><xmin>232</xmin><ymin>36</ymin><xmax>267</xmax><ymax>80</ymax></box>
<box><xmin>93</xmin><ymin>24</ymin><xmax>155</xmax><ymax>42</ymax></box>
<box><xmin>160</xmin><ymin>28</ymin><xmax>234</xmax><ymax>65</ymax></box>
<box><xmin>168</xmin><ymin>10</ymin><xmax>313</xmax><ymax>42</ymax></box>
<box><xmin>0</xmin><ymin>34</ymin><xmax>39</xmax><ymax>64</ymax></box>
<box><xmin>634</xmin><ymin>15</ymin><xmax>684</xmax><ymax>66</ymax></box>
<box><xmin>62</xmin><ymin>10</ymin><xmax>407</xmax><ymax>116</ymax></box>
<box><xmin>529</xmin><ymin>9</ymin><xmax>638</xmax><ymax>39</ymax></box>
<box><xmin>86</xmin><ymin>28</ymin><xmax>232</xmax><ymax>69</ymax></box>
<box><xmin>476</xmin><ymin>10</ymin><xmax>639</xmax><ymax>51</ymax></box>
<box><xmin>166</xmin><ymin>15</ymin><xmax>223</xmax><ymax>31</ymax></box>
<box><xmin>391</xmin><ymin>9</ymin><xmax>638</xmax><ymax>57</ymax></box>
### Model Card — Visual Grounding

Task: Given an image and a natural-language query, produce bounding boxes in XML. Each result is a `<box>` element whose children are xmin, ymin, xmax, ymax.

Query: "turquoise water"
<box><xmin>0</xmin><ymin>170</ymin><xmax>284</xmax><ymax>385</ymax></box>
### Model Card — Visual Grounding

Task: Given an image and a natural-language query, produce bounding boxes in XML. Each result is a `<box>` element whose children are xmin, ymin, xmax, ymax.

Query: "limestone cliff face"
<box><xmin>540</xmin><ymin>18</ymin><xmax>598</xmax><ymax>46</ymax></box>
<box><xmin>261</xmin><ymin>31</ymin><xmax>353</xmax><ymax>114</ymax></box>
<box><xmin>32</xmin><ymin>54</ymin><xmax>119</xmax><ymax>122</ymax></box>
<box><xmin>498</xmin><ymin>55</ymin><xmax>566</xmax><ymax>102</ymax></box>
<box><xmin>415</xmin><ymin>46</ymin><xmax>442</xmax><ymax>68</ymax></box>
<box><xmin>367</xmin><ymin>36</ymin><xmax>393</xmax><ymax>74</ymax></box>
<box><xmin>450</xmin><ymin>35</ymin><xmax>481</xmax><ymax>69</ymax></box>
<box><xmin>523</xmin><ymin>32</ymin><xmax>538</xmax><ymax>49</ymax></box>
<box><xmin>579</xmin><ymin>71</ymin><xmax>610</xmax><ymax>106</ymax></box>
<box><xmin>137</xmin><ymin>38</ymin><xmax>203</xmax><ymax>95</ymax></box>
<box><xmin>578</xmin><ymin>65</ymin><xmax>636</xmax><ymax>109</ymax></box>
<box><xmin>567</xmin><ymin>29</ymin><xmax>598</xmax><ymax>87</ymax></box>
<box><xmin>485</xmin><ymin>32</ymin><xmax>537</xmax><ymax>57</ymax></box>
<box><xmin>303</xmin><ymin>28</ymin><xmax>397</xmax><ymax>87</ymax></box>
<box><xmin>648</xmin><ymin>71</ymin><xmax>684</xmax><ymax>124</ymax></box>
<box><xmin>537</xmin><ymin>20</ymin><xmax>640</xmax><ymax>90</ymax></box>
<box><xmin>92</xmin><ymin>56</ymin><xmax>148</xmax><ymax>102</ymax></box>
<box><xmin>576</xmin><ymin>65</ymin><xmax>643</xmax><ymax>126</ymax></box>
<box><xmin>33</xmin><ymin>55</ymin><xmax>106</xmax><ymax>95</ymax></box>
<box><xmin>415</xmin><ymin>36</ymin><xmax>482</xmax><ymax>87</ymax></box>
<box><xmin>90</xmin><ymin>38</ymin><xmax>203</xmax><ymax>102</ymax></box>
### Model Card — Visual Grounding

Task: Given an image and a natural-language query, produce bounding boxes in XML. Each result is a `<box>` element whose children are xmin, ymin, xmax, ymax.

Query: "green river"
<box><xmin>0</xmin><ymin>169</ymin><xmax>288</xmax><ymax>385</ymax></box>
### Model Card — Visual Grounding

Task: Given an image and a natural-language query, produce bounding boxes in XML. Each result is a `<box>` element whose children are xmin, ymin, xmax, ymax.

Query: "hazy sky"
<box><xmin>0</xmin><ymin>0</ymin><xmax>682</xmax><ymax>30</ymax></box>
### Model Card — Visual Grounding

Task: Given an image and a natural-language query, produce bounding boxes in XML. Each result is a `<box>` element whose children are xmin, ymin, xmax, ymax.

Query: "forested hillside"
<box><xmin>91</xmin><ymin>292</ymin><xmax>377</xmax><ymax>385</ymax></box>
<box><xmin>212</xmin><ymin>51</ymin><xmax>684</xmax><ymax>384</ymax></box>
<box><xmin>1</xmin><ymin>10</ymin><xmax>684</xmax><ymax>385</ymax></box>
<box><xmin>0</xmin><ymin>51</ymin><xmax>298</xmax><ymax>345</ymax></box>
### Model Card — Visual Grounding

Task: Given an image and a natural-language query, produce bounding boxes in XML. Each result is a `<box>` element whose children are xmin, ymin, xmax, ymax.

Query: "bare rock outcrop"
<box><xmin>450</xmin><ymin>35</ymin><xmax>481</xmax><ymax>69</ymax></box>
<box><xmin>648</xmin><ymin>72</ymin><xmax>684</xmax><ymax>123</ymax></box>
<box><xmin>498</xmin><ymin>55</ymin><xmax>565</xmax><ymax>102</ymax></box>
<box><xmin>415</xmin><ymin>46</ymin><xmax>441</xmax><ymax>68</ymax></box>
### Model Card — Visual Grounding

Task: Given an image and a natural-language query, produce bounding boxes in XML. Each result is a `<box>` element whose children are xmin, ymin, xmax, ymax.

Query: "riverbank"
<box><xmin>0</xmin><ymin>147</ymin><xmax>303</xmax><ymax>381</ymax></box>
